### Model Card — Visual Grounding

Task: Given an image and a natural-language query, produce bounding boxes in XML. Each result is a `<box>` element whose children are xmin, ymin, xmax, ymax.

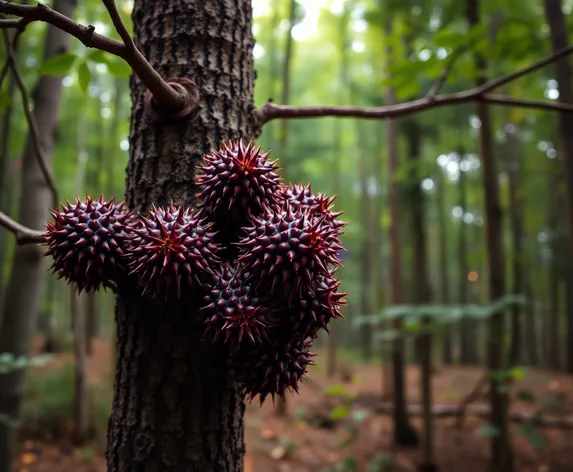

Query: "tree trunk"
<box><xmin>326</xmin><ymin>7</ymin><xmax>351</xmax><ymax>379</ymax></box>
<box><xmin>105</xmin><ymin>0</ymin><xmax>255</xmax><ymax>469</ymax></box>
<box><xmin>437</xmin><ymin>168</ymin><xmax>452</xmax><ymax>365</ymax></box>
<box><xmin>458</xmin><ymin>152</ymin><xmax>478</xmax><ymax>365</ymax></box>
<box><xmin>505</xmin><ymin>128</ymin><xmax>525</xmax><ymax>366</ymax></box>
<box><xmin>386</xmin><ymin>19</ymin><xmax>417</xmax><ymax>448</ymax></box>
<box><xmin>543</xmin><ymin>0</ymin><xmax>573</xmax><ymax>374</ymax></box>
<box><xmin>547</xmin><ymin>169</ymin><xmax>562</xmax><ymax>370</ymax></box>
<box><xmin>404</xmin><ymin>120</ymin><xmax>436</xmax><ymax>470</ymax></box>
<box><xmin>71</xmin><ymin>290</ymin><xmax>88</xmax><ymax>444</ymax></box>
<box><xmin>0</xmin><ymin>1</ymin><xmax>76</xmax><ymax>469</ymax></box>
<box><xmin>274</xmin><ymin>0</ymin><xmax>296</xmax><ymax>183</ymax></box>
<box><xmin>358</xmin><ymin>122</ymin><xmax>374</xmax><ymax>362</ymax></box>
<box><xmin>466</xmin><ymin>0</ymin><xmax>512</xmax><ymax>470</ymax></box>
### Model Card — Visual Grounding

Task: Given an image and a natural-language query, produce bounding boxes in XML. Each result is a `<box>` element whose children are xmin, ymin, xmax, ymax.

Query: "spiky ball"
<box><xmin>126</xmin><ymin>202</ymin><xmax>221</xmax><ymax>299</ymax></box>
<box><xmin>237</xmin><ymin>202</ymin><xmax>342</xmax><ymax>296</ymax></box>
<box><xmin>202</xmin><ymin>263</ymin><xmax>272</xmax><ymax>350</ymax></box>
<box><xmin>280</xmin><ymin>183</ymin><xmax>344</xmax><ymax>228</ymax></box>
<box><xmin>231</xmin><ymin>336</ymin><xmax>314</xmax><ymax>404</ymax></box>
<box><xmin>43</xmin><ymin>195</ymin><xmax>134</xmax><ymax>293</ymax></box>
<box><xmin>274</xmin><ymin>274</ymin><xmax>347</xmax><ymax>340</ymax></box>
<box><xmin>196</xmin><ymin>140</ymin><xmax>281</xmax><ymax>244</ymax></box>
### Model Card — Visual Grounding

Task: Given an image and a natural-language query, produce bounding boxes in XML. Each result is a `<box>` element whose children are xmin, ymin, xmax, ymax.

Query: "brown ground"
<box><xmin>12</xmin><ymin>338</ymin><xmax>573</xmax><ymax>472</ymax></box>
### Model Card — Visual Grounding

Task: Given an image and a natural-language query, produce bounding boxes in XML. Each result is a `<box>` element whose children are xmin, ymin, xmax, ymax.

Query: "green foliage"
<box><xmin>20</xmin><ymin>364</ymin><xmax>112</xmax><ymax>439</ymax></box>
<box><xmin>0</xmin><ymin>352</ymin><xmax>52</xmax><ymax>374</ymax></box>
<box><xmin>38</xmin><ymin>52</ymin><xmax>78</xmax><ymax>76</ymax></box>
<box><xmin>77</xmin><ymin>60</ymin><xmax>91</xmax><ymax>92</ymax></box>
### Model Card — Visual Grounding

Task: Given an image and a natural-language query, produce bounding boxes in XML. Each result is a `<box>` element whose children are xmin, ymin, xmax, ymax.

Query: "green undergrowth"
<box><xmin>20</xmin><ymin>363</ymin><xmax>112</xmax><ymax>445</ymax></box>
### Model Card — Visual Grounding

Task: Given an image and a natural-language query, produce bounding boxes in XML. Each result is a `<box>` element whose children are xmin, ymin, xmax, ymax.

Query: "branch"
<box><xmin>426</xmin><ymin>44</ymin><xmax>470</xmax><ymax>100</ymax></box>
<box><xmin>0</xmin><ymin>211</ymin><xmax>46</xmax><ymax>245</ymax></box>
<box><xmin>0</xmin><ymin>1</ymin><xmax>199</xmax><ymax>122</ymax></box>
<box><xmin>0</xmin><ymin>17</ymin><xmax>29</xmax><ymax>89</ymax></box>
<box><xmin>255</xmin><ymin>45</ymin><xmax>573</xmax><ymax>126</ymax></box>
<box><xmin>2</xmin><ymin>30</ymin><xmax>58</xmax><ymax>206</ymax></box>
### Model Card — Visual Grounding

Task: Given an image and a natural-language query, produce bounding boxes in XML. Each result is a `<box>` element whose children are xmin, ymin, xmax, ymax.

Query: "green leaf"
<box><xmin>324</xmin><ymin>385</ymin><xmax>346</xmax><ymax>396</ymax></box>
<box><xmin>516</xmin><ymin>390</ymin><xmax>535</xmax><ymax>402</ymax></box>
<box><xmin>328</xmin><ymin>405</ymin><xmax>350</xmax><ymax>420</ymax></box>
<box><xmin>519</xmin><ymin>422</ymin><xmax>547</xmax><ymax>450</ymax></box>
<box><xmin>477</xmin><ymin>423</ymin><xmax>500</xmax><ymax>438</ymax></box>
<box><xmin>339</xmin><ymin>457</ymin><xmax>358</xmax><ymax>470</ymax></box>
<box><xmin>38</xmin><ymin>52</ymin><xmax>77</xmax><ymax>76</ymax></box>
<box><xmin>77</xmin><ymin>61</ymin><xmax>91</xmax><ymax>92</ymax></box>
<box><xmin>104</xmin><ymin>58</ymin><xmax>132</xmax><ymax>78</ymax></box>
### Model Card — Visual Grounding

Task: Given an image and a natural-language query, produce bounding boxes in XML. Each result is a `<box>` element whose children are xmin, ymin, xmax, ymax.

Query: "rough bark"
<box><xmin>105</xmin><ymin>0</ymin><xmax>255</xmax><ymax>470</ymax></box>
<box><xmin>543</xmin><ymin>0</ymin><xmax>573</xmax><ymax>374</ymax></box>
<box><xmin>466</xmin><ymin>0</ymin><xmax>512</xmax><ymax>470</ymax></box>
<box><xmin>386</xmin><ymin>19</ymin><xmax>418</xmax><ymax>447</ymax></box>
<box><xmin>403</xmin><ymin>120</ymin><xmax>435</xmax><ymax>470</ymax></box>
<box><xmin>0</xmin><ymin>1</ymin><xmax>76</xmax><ymax>469</ymax></box>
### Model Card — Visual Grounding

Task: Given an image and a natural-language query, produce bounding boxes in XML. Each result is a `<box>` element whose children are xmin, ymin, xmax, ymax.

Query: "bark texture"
<box><xmin>105</xmin><ymin>0</ymin><xmax>255</xmax><ymax>470</ymax></box>
<box><xmin>0</xmin><ymin>1</ymin><xmax>76</xmax><ymax>469</ymax></box>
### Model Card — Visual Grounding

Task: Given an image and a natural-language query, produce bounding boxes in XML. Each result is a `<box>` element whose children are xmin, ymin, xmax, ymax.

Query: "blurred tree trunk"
<box><xmin>0</xmin><ymin>28</ymin><xmax>21</xmax><ymax>319</ymax></box>
<box><xmin>0</xmin><ymin>0</ymin><xmax>76</xmax><ymax>469</ymax></box>
<box><xmin>385</xmin><ymin>18</ymin><xmax>418</xmax><ymax>447</ymax></box>
<box><xmin>71</xmin><ymin>290</ymin><xmax>88</xmax><ymax>444</ymax></box>
<box><xmin>437</xmin><ymin>167</ymin><xmax>452</xmax><ymax>365</ymax></box>
<box><xmin>275</xmin><ymin>0</ymin><xmax>296</xmax><ymax>183</ymax></box>
<box><xmin>457</xmin><ymin>151</ymin><xmax>478</xmax><ymax>364</ymax></box>
<box><xmin>327</xmin><ymin>6</ymin><xmax>351</xmax><ymax>378</ymax></box>
<box><xmin>543</xmin><ymin>0</ymin><xmax>573</xmax><ymax>374</ymax></box>
<box><xmin>547</xmin><ymin>169</ymin><xmax>562</xmax><ymax>370</ymax></box>
<box><xmin>466</xmin><ymin>0</ymin><xmax>512</xmax><ymax>470</ymax></box>
<box><xmin>358</xmin><ymin>122</ymin><xmax>374</xmax><ymax>363</ymax></box>
<box><xmin>505</xmin><ymin>128</ymin><xmax>524</xmax><ymax>366</ymax></box>
<box><xmin>404</xmin><ymin>120</ymin><xmax>436</xmax><ymax>471</ymax></box>
<box><xmin>261</xmin><ymin>2</ymin><xmax>280</xmax><ymax>153</ymax></box>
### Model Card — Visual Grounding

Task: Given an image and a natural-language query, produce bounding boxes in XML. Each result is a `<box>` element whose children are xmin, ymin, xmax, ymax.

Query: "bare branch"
<box><xmin>2</xmin><ymin>30</ymin><xmax>59</xmax><ymax>206</ymax></box>
<box><xmin>0</xmin><ymin>17</ymin><xmax>30</xmax><ymax>89</ymax></box>
<box><xmin>255</xmin><ymin>45</ymin><xmax>573</xmax><ymax>126</ymax></box>
<box><xmin>0</xmin><ymin>1</ymin><xmax>198</xmax><ymax>120</ymax></box>
<box><xmin>0</xmin><ymin>210</ymin><xmax>46</xmax><ymax>245</ymax></box>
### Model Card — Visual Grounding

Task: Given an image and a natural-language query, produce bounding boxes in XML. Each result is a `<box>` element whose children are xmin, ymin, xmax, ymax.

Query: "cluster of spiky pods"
<box><xmin>43</xmin><ymin>141</ymin><xmax>347</xmax><ymax>404</ymax></box>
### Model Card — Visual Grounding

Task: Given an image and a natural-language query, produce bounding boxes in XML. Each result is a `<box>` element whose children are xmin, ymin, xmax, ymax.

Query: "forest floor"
<box><xmin>12</xmin><ymin>338</ymin><xmax>573</xmax><ymax>472</ymax></box>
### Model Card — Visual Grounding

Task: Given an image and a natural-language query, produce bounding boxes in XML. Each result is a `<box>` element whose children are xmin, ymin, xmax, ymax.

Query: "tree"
<box><xmin>2</xmin><ymin>0</ymin><xmax>573</xmax><ymax>470</ymax></box>
<box><xmin>0</xmin><ymin>0</ymin><xmax>75</xmax><ymax>468</ymax></box>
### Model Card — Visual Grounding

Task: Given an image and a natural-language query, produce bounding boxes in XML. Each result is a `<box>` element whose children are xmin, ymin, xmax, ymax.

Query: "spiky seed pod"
<box><xmin>231</xmin><ymin>336</ymin><xmax>314</xmax><ymax>405</ymax></box>
<box><xmin>202</xmin><ymin>263</ymin><xmax>272</xmax><ymax>350</ymax></box>
<box><xmin>280</xmin><ymin>183</ymin><xmax>347</xmax><ymax>232</ymax></box>
<box><xmin>275</xmin><ymin>274</ymin><xmax>347</xmax><ymax>340</ymax></box>
<box><xmin>126</xmin><ymin>202</ymin><xmax>221</xmax><ymax>299</ymax></box>
<box><xmin>236</xmin><ymin>202</ymin><xmax>342</xmax><ymax>296</ymax></box>
<box><xmin>43</xmin><ymin>195</ymin><xmax>134</xmax><ymax>293</ymax></box>
<box><xmin>195</xmin><ymin>140</ymin><xmax>281</xmax><ymax>245</ymax></box>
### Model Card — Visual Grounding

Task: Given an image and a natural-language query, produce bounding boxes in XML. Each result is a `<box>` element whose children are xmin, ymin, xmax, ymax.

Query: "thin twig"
<box><xmin>255</xmin><ymin>45</ymin><xmax>573</xmax><ymax>125</ymax></box>
<box><xmin>0</xmin><ymin>16</ymin><xmax>30</xmax><ymax>89</ymax></box>
<box><xmin>455</xmin><ymin>375</ymin><xmax>489</xmax><ymax>430</ymax></box>
<box><xmin>2</xmin><ymin>30</ymin><xmax>58</xmax><ymax>206</ymax></box>
<box><xmin>426</xmin><ymin>44</ymin><xmax>470</xmax><ymax>100</ymax></box>
<box><xmin>0</xmin><ymin>210</ymin><xmax>46</xmax><ymax>245</ymax></box>
<box><xmin>0</xmin><ymin>1</ymin><xmax>189</xmax><ymax>114</ymax></box>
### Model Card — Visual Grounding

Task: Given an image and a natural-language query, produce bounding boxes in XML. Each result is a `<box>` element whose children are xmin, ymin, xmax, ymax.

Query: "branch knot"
<box><xmin>143</xmin><ymin>77</ymin><xmax>199</xmax><ymax>123</ymax></box>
